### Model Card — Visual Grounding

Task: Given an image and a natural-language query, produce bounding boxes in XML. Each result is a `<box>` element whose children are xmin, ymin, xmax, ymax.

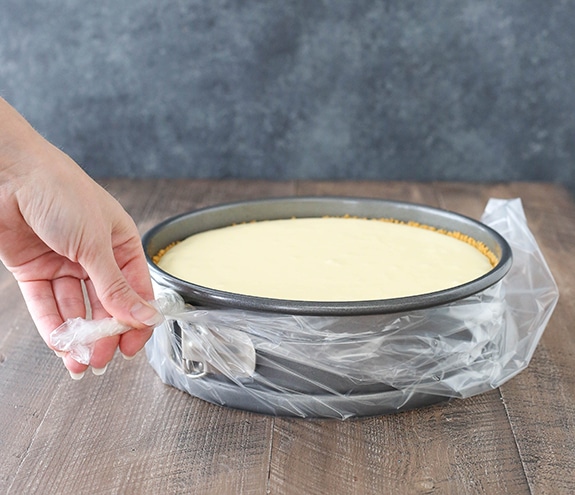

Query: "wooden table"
<box><xmin>1</xmin><ymin>180</ymin><xmax>574</xmax><ymax>495</ymax></box>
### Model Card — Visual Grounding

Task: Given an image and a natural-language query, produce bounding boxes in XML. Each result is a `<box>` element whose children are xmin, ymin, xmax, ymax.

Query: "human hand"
<box><xmin>0</xmin><ymin>98</ymin><xmax>162</xmax><ymax>378</ymax></box>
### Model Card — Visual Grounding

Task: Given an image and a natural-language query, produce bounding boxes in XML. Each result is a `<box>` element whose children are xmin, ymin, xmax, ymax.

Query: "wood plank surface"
<box><xmin>0</xmin><ymin>180</ymin><xmax>573</xmax><ymax>495</ymax></box>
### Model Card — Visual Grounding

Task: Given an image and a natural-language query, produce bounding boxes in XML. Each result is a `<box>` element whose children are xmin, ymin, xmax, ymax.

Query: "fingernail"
<box><xmin>69</xmin><ymin>370</ymin><xmax>85</xmax><ymax>380</ymax></box>
<box><xmin>54</xmin><ymin>350</ymin><xmax>66</xmax><ymax>358</ymax></box>
<box><xmin>130</xmin><ymin>302</ymin><xmax>163</xmax><ymax>327</ymax></box>
<box><xmin>92</xmin><ymin>364</ymin><xmax>108</xmax><ymax>376</ymax></box>
<box><xmin>121</xmin><ymin>350</ymin><xmax>138</xmax><ymax>361</ymax></box>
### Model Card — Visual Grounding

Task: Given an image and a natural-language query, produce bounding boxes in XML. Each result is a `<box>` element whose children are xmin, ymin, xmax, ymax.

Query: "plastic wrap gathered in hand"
<box><xmin>50</xmin><ymin>290</ymin><xmax>256</xmax><ymax>376</ymax></box>
<box><xmin>50</xmin><ymin>318</ymin><xmax>130</xmax><ymax>365</ymax></box>
<box><xmin>143</xmin><ymin>198</ymin><xmax>558</xmax><ymax>419</ymax></box>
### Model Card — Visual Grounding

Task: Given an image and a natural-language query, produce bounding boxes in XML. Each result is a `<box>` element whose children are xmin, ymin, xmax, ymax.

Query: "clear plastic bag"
<box><xmin>144</xmin><ymin>198</ymin><xmax>558</xmax><ymax>418</ymax></box>
<box><xmin>51</xmin><ymin>198</ymin><xmax>559</xmax><ymax>419</ymax></box>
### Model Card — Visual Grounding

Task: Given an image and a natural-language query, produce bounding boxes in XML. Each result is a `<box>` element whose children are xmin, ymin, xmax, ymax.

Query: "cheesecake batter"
<box><xmin>156</xmin><ymin>217</ymin><xmax>494</xmax><ymax>302</ymax></box>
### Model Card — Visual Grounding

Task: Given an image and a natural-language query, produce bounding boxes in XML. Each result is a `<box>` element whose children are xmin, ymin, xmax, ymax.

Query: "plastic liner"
<box><xmin>50</xmin><ymin>198</ymin><xmax>559</xmax><ymax>419</ymax></box>
<box><xmin>145</xmin><ymin>198</ymin><xmax>558</xmax><ymax>418</ymax></box>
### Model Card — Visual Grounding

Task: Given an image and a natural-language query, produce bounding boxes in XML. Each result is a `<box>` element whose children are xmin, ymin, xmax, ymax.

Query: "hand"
<box><xmin>0</xmin><ymin>98</ymin><xmax>162</xmax><ymax>378</ymax></box>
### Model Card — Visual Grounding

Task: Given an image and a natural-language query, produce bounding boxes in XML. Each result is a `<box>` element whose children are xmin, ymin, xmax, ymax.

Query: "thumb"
<box><xmin>84</xmin><ymin>248</ymin><xmax>162</xmax><ymax>328</ymax></box>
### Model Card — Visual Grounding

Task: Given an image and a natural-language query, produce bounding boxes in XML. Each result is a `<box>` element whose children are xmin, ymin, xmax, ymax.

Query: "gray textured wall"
<box><xmin>2</xmin><ymin>1</ymin><xmax>574</xmax><ymax>187</ymax></box>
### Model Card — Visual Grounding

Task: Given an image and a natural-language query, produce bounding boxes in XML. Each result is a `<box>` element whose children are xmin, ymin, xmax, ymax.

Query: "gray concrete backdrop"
<box><xmin>1</xmin><ymin>1</ymin><xmax>574</xmax><ymax>188</ymax></box>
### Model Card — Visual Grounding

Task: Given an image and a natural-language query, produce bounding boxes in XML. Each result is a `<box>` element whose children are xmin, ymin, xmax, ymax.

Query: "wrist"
<box><xmin>0</xmin><ymin>98</ymin><xmax>53</xmax><ymax>189</ymax></box>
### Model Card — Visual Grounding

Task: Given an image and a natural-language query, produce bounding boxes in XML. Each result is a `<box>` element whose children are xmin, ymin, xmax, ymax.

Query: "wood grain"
<box><xmin>270</xmin><ymin>392</ymin><xmax>530</xmax><ymax>495</ymax></box>
<box><xmin>0</xmin><ymin>180</ymin><xmax>573</xmax><ymax>495</ymax></box>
